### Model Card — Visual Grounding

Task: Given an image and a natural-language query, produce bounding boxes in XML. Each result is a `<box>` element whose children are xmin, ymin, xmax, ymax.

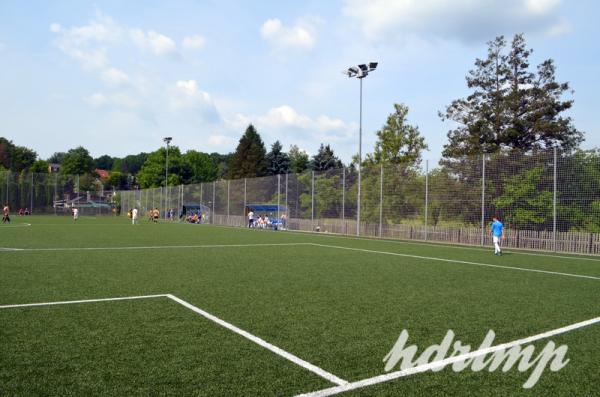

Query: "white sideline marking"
<box><xmin>0</xmin><ymin>242</ymin><xmax>311</xmax><ymax>252</ymax></box>
<box><xmin>276</xmin><ymin>226</ymin><xmax>600</xmax><ymax>262</ymax></box>
<box><xmin>296</xmin><ymin>315</ymin><xmax>600</xmax><ymax>397</ymax></box>
<box><xmin>166</xmin><ymin>294</ymin><xmax>348</xmax><ymax>386</ymax></box>
<box><xmin>0</xmin><ymin>294</ymin><xmax>167</xmax><ymax>309</ymax></box>
<box><xmin>309</xmin><ymin>243</ymin><xmax>600</xmax><ymax>281</ymax></box>
<box><xmin>0</xmin><ymin>223</ymin><xmax>32</xmax><ymax>228</ymax></box>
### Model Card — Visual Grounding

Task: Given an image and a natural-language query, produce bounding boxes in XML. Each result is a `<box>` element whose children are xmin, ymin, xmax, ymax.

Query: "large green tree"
<box><xmin>289</xmin><ymin>145</ymin><xmax>309</xmax><ymax>174</ymax></box>
<box><xmin>228</xmin><ymin>124</ymin><xmax>268</xmax><ymax>179</ymax></box>
<box><xmin>366</xmin><ymin>103</ymin><xmax>428</xmax><ymax>166</ymax></box>
<box><xmin>60</xmin><ymin>147</ymin><xmax>94</xmax><ymax>175</ymax></box>
<box><xmin>310</xmin><ymin>144</ymin><xmax>342</xmax><ymax>171</ymax></box>
<box><xmin>185</xmin><ymin>150</ymin><xmax>218</xmax><ymax>183</ymax></box>
<box><xmin>47</xmin><ymin>152</ymin><xmax>67</xmax><ymax>164</ymax></box>
<box><xmin>0</xmin><ymin>138</ymin><xmax>37</xmax><ymax>171</ymax></box>
<box><xmin>137</xmin><ymin>146</ymin><xmax>189</xmax><ymax>188</ymax></box>
<box><xmin>94</xmin><ymin>155</ymin><xmax>115</xmax><ymax>170</ymax></box>
<box><xmin>266</xmin><ymin>141</ymin><xmax>290</xmax><ymax>175</ymax></box>
<box><xmin>441</xmin><ymin>34</ymin><xmax>583</xmax><ymax>157</ymax></box>
<box><xmin>112</xmin><ymin>153</ymin><xmax>148</xmax><ymax>174</ymax></box>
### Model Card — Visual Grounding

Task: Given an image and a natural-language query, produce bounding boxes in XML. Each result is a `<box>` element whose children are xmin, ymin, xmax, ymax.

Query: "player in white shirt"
<box><xmin>132</xmin><ymin>208</ymin><xmax>139</xmax><ymax>225</ymax></box>
<box><xmin>72</xmin><ymin>208</ymin><xmax>79</xmax><ymax>221</ymax></box>
<box><xmin>248</xmin><ymin>211</ymin><xmax>254</xmax><ymax>228</ymax></box>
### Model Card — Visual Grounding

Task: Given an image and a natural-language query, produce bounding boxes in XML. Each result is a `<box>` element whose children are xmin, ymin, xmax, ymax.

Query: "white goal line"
<box><xmin>0</xmin><ymin>293</ymin><xmax>347</xmax><ymax>387</ymax></box>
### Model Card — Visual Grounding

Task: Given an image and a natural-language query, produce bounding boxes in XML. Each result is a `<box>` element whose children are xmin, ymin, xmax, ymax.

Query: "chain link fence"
<box><xmin>118</xmin><ymin>147</ymin><xmax>600</xmax><ymax>255</ymax></box>
<box><xmin>0</xmin><ymin>171</ymin><xmax>117</xmax><ymax>216</ymax></box>
<box><xmin>5</xmin><ymin>148</ymin><xmax>595</xmax><ymax>254</ymax></box>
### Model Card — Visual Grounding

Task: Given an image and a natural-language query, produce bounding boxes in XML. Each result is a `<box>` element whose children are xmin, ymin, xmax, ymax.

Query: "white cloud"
<box><xmin>130</xmin><ymin>29</ymin><xmax>176</xmax><ymax>55</ymax></box>
<box><xmin>547</xmin><ymin>19</ymin><xmax>570</xmax><ymax>36</ymax></box>
<box><xmin>170</xmin><ymin>80</ymin><xmax>212</xmax><ymax>108</ymax></box>
<box><xmin>182</xmin><ymin>35</ymin><xmax>206</xmax><ymax>50</ymax></box>
<box><xmin>342</xmin><ymin>0</ymin><xmax>565</xmax><ymax>43</ymax></box>
<box><xmin>260</xmin><ymin>18</ymin><xmax>316</xmax><ymax>50</ymax></box>
<box><xmin>101</xmin><ymin>67</ymin><xmax>129</xmax><ymax>86</ymax></box>
<box><xmin>525</xmin><ymin>0</ymin><xmax>561</xmax><ymax>14</ymax></box>
<box><xmin>228</xmin><ymin>105</ymin><xmax>356</xmax><ymax>145</ymax></box>
<box><xmin>84</xmin><ymin>93</ymin><xmax>108</xmax><ymax>107</ymax></box>
<box><xmin>50</xmin><ymin>13</ymin><xmax>120</xmax><ymax>70</ymax></box>
<box><xmin>84</xmin><ymin>92</ymin><xmax>140</xmax><ymax>109</ymax></box>
<box><xmin>207</xmin><ymin>134</ymin><xmax>236</xmax><ymax>147</ymax></box>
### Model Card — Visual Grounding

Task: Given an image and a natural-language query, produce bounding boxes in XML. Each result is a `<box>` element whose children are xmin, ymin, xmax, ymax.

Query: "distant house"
<box><xmin>48</xmin><ymin>163</ymin><xmax>60</xmax><ymax>173</ymax></box>
<box><xmin>95</xmin><ymin>169</ymin><xmax>110</xmax><ymax>180</ymax></box>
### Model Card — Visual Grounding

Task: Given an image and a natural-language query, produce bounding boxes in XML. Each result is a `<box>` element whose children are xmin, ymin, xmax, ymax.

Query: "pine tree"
<box><xmin>441</xmin><ymin>34</ymin><xmax>583</xmax><ymax>158</ymax></box>
<box><xmin>266</xmin><ymin>141</ymin><xmax>290</xmax><ymax>175</ymax></box>
<box><xmin>310</xmin><ymin>144</ymin><xmax>342</xmax><ymax>171</ymax></box>
<box><xmin>228</xmin><ymin>124</ymin><xmax>268</xmax><ymax>179</ymax></box>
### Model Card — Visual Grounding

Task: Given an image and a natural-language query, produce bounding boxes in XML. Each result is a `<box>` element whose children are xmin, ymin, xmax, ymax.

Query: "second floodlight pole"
<box><xmin>163</xmin><ymin>137</ymin><xmax>172</xmax><ymax>220</ymax></box>
<box><xmin>357</xmin><ymin>77</ymin><xmax>363</xmax><ymax>236</ymax></box>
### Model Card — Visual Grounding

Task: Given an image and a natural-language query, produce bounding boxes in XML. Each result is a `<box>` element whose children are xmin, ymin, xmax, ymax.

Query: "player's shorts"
<box><xmin>493</xmin><ymin>236</ymin><xmax>500</xmax><ymax>244</ymax></box>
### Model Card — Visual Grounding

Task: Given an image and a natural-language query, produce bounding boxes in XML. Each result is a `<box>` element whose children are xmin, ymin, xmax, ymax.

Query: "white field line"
<box><xmin>166</xmin><ymin>294</ymin><xmax>348</xmax><ymax>386</ymax></box>
<box><xmin>0</xmin><ymin>294</ymin><xmax>167</xmax><ymax>309</ymax></box>
<box><xmin>0</xmin><ymin>292</ymin><xmax>347</xmax><ymax>386</ymax></box>
<box><xmin>0</xmin><ymin>242</ymin><xmax>311</xmax><ymax>253</ymax></box>
<box><xmin>296</xmin><ymin>315</ymin><xmax>600</xmax><ymax>397</ymax></box>
<box><xmin>309</xmin><ymin>243</ymin><xmax>600</xmax><ymax>281</ymax></box>
<box><xmin>0</xmin><ymin>223</ymin><xmax>32</xmax><ymax>228</ymax></box>
<box><xmin>280</xmin><ymin>227</ymin><xmax>600</xmax><ymax>263</ymax></box>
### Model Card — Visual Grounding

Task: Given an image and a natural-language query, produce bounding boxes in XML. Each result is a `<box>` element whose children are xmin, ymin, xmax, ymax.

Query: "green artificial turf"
<box><xmin>1</xmin><ymin>216</ymin><xmax>599</xmax><ymax>396</ymax></box>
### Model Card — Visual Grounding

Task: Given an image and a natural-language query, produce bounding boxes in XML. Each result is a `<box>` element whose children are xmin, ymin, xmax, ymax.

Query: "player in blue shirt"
<box><xmin>489</xmin><ymin>216</ymin><xmax>504</xmax><ymax>255</ymax></box>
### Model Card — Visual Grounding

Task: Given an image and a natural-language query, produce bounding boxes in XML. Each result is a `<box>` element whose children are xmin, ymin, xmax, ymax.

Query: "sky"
<box><xmin>1</xmin><ymin>0</ymin><xmax>598</xmax><ymax>165</ymax></box>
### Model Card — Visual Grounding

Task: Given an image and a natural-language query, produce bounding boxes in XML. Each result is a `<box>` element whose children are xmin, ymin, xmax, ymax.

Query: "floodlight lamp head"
<box><xmin>369</xmin><ymin>62</ymin><xmax>378</xmax><ymax>71</ymax></box>
<box><xmin>163</xmin><ymin>137</ymin><xmax>173</xmax><ymax>144</ymax></box>
<box><xmin>347</xmin><ymin>66</ymin><xmax>359</xmax><ymax>77</ymax></box>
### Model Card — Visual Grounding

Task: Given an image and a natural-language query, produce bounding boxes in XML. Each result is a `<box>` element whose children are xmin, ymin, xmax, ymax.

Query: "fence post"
<box><xmin>553</xmin><ymin>146</ymin><xmax>557</xmax><ymax>252</ymax></box>
<box><xmin>480</xmin><ymin>154</ymin><xmax>486</xmax><ymax>246</ymax></box>
<box><xmin>342</xmin><ymin>167</ymin><xmax>346</xmax><ymax>235</ymax></box>
<box><xmin>212</xmin><ymin>181</ymin><xmax>216</xmax><ymax>224</ymax></box>
<box><xmin>277</xmin><ymin>174</ymin><xmax>281</xmax><ymax>223</ymax></box>
<box><xmin>75</xmin><ymin>175</ymin><xmax>80</xmax><ymax>210</ymax></box>
<box><xmin>243</xmin><ymin>178</ymin><xmax>247</xmax><ymax>216</ymax></box>
<box><xmin>425</xmin><ymin>159</ymin><xmax>429</xmax><ymax>241</ymax></box>
<box><xmin>54</xmin><ymin>172</ymin><xmax>58</xmax><ymax>215</ymax></box>
<box><xmin>285</xmin><ymin>173</ymin><xmax>288</xmax><ymax>219</ymax></box>
<box><xmin>311</xmin><ymin>171</ymin><xmax>315</xmax><ymax>230</ymax></box>
<box><xmin>30</xmin><ymin>172</ymin><xmax>34</xmax><ymax>213</ymax></box>
<box><xmin>379</xmin><ymin>164</ymin><xmax>383</xmax><ymax>238</ymax></box>
<box><xmin>227</xmin><ymin>180</ymin><xmax>230</xmax><ymax>225</ymax></box>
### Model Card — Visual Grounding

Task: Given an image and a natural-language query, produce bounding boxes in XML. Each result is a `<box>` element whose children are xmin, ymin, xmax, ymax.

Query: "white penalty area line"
<box><xmin>296</xmin><ymin>315</ymin><xmax>600</xmax><ymax>397</ymax></box>
<box><xmin>0</xmin><ymin>242</ymin><xmax>312</xmax><ymax>253</ymax></box>
<box><xmin>166</xmin><ymin>294</ymin><xmax>348</xmax><ymax>386</ymax></box>
<box><xmin>309</xmin><ymin>243</ymin><xmax>600</xmax><ymax>281</ymax></box>
<box><xmin>0</xmin><ymin>292</ymin><xmax>347</xmax><ymax>387</ymax></box>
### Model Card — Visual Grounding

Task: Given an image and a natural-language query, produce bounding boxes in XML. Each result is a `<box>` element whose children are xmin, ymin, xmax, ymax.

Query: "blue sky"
<box><xmin>0</xmin><ymin>0</ymin><xmax>598</xmax><ymax>164</ymax></box>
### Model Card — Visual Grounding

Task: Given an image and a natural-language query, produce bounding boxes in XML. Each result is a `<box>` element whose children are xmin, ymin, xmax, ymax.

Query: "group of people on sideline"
<box><xmin>247</xmin><ymin>211</ymin><xmax>287</xmax><ymax>230</ymax></box>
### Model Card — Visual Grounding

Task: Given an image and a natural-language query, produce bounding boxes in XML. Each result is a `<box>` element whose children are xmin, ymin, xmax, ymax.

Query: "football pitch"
<box><xmin>1</xmin><ymin>216</ymin><xmax>599</xmax><ymax>396</ymax></box>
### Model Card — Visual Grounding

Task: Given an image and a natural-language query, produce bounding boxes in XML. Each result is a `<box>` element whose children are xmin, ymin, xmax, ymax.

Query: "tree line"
<box><xmin>3</xmin><ymin>34</ymin><xmax>599</xmax><ymax>231</ymax></box>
